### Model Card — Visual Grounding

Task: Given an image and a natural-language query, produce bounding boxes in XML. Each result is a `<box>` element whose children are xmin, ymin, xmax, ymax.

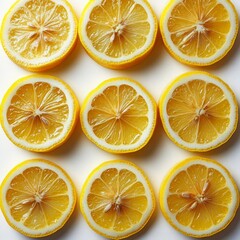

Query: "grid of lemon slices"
<box><xmin>0</xmin><ymin>0</ymin><xmax>239</xmax><ymax>239</ymax></box>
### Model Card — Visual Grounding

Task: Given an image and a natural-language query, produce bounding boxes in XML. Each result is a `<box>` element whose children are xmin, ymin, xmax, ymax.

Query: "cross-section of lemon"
<box><xmin>160</xmin><ymin>0</ymin><xmax>238</xmax><ymax>66</ymax></box>
<box><xmin>1</xmin><ymin>0</ymin><xmax>77</xmax><ymax>71</ymax></box>
<box><xmin>80</xmin><ymin>77</ymin><xmax>157</xmax><ymax>153</ymax></box>
<box><xmin>80</xmin><ymin>160</ymin><xmax>155</xmax><ymax>239</ymax></box>
<box><xmin>0</xmin><ymin>75</ymin><xmax>79</xmax><ymax>152</ymax></box>
<box><xmin>79</xmin><ymin>0</ymin><xmax>158</xmax><ymax>69</ymax></box>
<box><xmin>0</xmin><ymin>159</ymin><xmax>76</xmax><ymax>237</ymax></box>
<box><xmin>159</xmin><ymin>71</ymin><xmax>238</xmax><ymax>152</ymax></box>
<box><xmin>160</xmin><ymin>157</ymin><xmax>239</xmax><ymax>237</ymax></box>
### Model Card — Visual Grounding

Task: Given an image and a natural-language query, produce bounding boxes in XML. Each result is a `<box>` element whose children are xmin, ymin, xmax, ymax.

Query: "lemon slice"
<box><xmin>80</xmin><ymin>160</ymin><xmax>155</xmax><ymax>239</ymax></box>
<box><xmin>81</xmin><ymin>77</ymin><xmax>157</xmax><ymax>153</ymax></box>
<box><xmin>1</xmin><ymin>0</ymin><xmax>77</xmax><ymax>71</ymax></box>
<box><xmin>160</xmin><ymin>157</ymin><xmax>239</xmax><ymax>237</ymax></box>
<box><xmin>0</xmin><ymin>75</ymin><xmax>79</xmax><ymax>152</ymax></box>
<box><xmin>160</xmin><ymin>0</ymin><xmax>238</xmax><ymax>66</ymax></box>
<box><xmin>160</xmin><ymin>71</ymin><xmax>238</xmax><ymax>152</ymax></box>
<box><xmin>0</xmin><ymin>159</ymin><xmax>76</xmax><ymax>237</ymax></box>
<box><xmin>79</xmin><ymin>0</ymin><xmax>158</xmax><ymax>69</ymax></box>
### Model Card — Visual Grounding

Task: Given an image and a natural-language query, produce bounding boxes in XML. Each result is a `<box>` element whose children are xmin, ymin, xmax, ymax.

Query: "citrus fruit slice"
<box><xmin>79</xmin><ymin>0</ymin><xmax>158</xmax><ymax>69</ymax></box>
<box><xmin>160</xmin><ymin>157</ymin><xmax>239</xmax><ymax>237</ymax></box>
<box><xmin>80</xmin><ymin>160</ymin><xmax>155</xmax><ymax>239</ymax></box>
<box><xmin>160</xmin><ymin>0</ymin><xmax>238</xmax><ymax>66</ymax></box>
<box><xmin>1</xmin><ymin>0</ymin><xmax>77</xmax><ymax>71</ymax></box>
<box><xmin>80</xmin><ymin>77</ymin><xmax>157</xmax><ymax>153</ymax></box>
<box><xmin>0</xmin><ymin>159</ymin><xmax>76</xmax><ymax>237</ymax></box>
<box><xmin>159</xmin><ymin>71</ymin><xmax>238</xmax><ymax>152</ymax></box>
<box><xmin>0</xmin><ymin>75</ymin><xmax>79</xmax><ymax>152</ymax></box>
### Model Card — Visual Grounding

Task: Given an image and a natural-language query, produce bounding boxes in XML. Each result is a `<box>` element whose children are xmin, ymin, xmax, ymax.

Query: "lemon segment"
<box><xmin>0</xmin><ymin>159</ymin><xmax>76</xmax><ymax>237</ymax></box>
<box><xmin>81</xmin><ymin>77</ymin><xmax>157</xmax><ymax>153</ymax></box>
<box><xmin>0</xmin><ymin>75</ymin><xmax>79</xmax><ymax>152</ymax></box>
<box><xmin>160</xmin><ymin>157</ymin><xmax>239</xmax><ymax>237</ymax></box>
<box><xmin>79</xmin><ymin>0</ymin><xmax>158</xmax><ymax>69</ymax></box>
<box><xmin>1</xmin><ymin>0</ymin><xmax>78</xmax><ymax>71</ymax></box>
<box><xmin>160</xmin><ymin>0</ymin><xmax>238</xmax><ymax>65</ymax></box>
<box><xmin>80</xmin><ymin>160</ymin><xmax>155</xmax><ymax>239</ymax></box>
<box><xmin>160</xmin><ymin>71</ymin><xmax>238</xmax><ymax>152</ymax></box>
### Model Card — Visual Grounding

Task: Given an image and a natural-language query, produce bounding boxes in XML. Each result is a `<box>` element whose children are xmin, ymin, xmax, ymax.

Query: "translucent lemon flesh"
<box><xmin>6</xmin><ymin>166</ymin><xmax>69</xmax><ymax>229</ymax></box>
<box><xmin>167</xmin><ymin>80</ymin><xmax>230</xmax><ymax>144</ymax></box>
<box><xmin>7</xmin><ymin>82</ymin><xmax>69</xmax><ymax>144</ymax></box>
<box><xmin>168</xmin><ymin>0</ymin><xmax>231</xmax><ymax>57</ymax></box>
<box><xmin>167</xmin><ymin>164</ymin><xmax>232</xmax><ymax>230</ymax></box>
<box><xmin>8</xmin><ymin>0</ymin><xmax>70</xmax><ymax>59</ymax></box>
<box><xmin>87</xmin><ymin>168</ymin><xmax>147</xmax><ymax>231</ymax></box>
<box><xmin>88</xmin><ymin>84</ymin><xmax>149</xmax><ymax>145</ymax></box>
<box><xmin>86</xmin><ymin>0</ymin><xmax>150</xmax><ymax>58</ymax></box>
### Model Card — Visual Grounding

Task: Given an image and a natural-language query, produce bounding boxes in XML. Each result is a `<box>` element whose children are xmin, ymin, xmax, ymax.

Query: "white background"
<box><xmin>0</xmin><ymin>0</ymin><xmax>239</xmax><ymax>239</ymax></box>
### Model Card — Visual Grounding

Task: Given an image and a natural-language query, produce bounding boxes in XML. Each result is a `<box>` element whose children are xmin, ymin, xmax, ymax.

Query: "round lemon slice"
<box><xmin>160</xmin><ymin>157</ymin><xmax>239</xmax><ymax>237</ymax></box>
<box><xmin>79</xmin><ymin>0</ymin><xmax>158</xmax><ymax>69</ymax></box>
<box><xmin>0</xmin><ymin>159</ymin><xmax>76</xmax><ymax>237</ymax></box>
<box><xmin>80</xmin><ymin>160</ymin><xmax>155</xmax><ymax>239</ymax></box>
<box><xmin>1</xmin><ymin>0</ymin><xmax>78</xmax><ymax>71</ymax></box>
<box><xmin>0</xmin><ymin>75</ymin><xmax>79</xmax><ymax>152</ymax></box>
<box><xmin>160</xmin><ymin>0</ymin><xmax>238</xmax><ymax>66</ymax></box>
<box><xmin>80</xmin><ymin>77</ymin><xmax>157</xmax><ymax>153</ymax></box>
<box><xmin>159</xmin><ymin>71</ymin><xmax>238</xmax><ymax>152</ymax></box>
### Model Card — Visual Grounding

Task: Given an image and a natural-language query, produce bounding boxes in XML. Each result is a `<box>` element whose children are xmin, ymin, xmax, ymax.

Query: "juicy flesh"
<box><xmin>9</xmin><ymin>0</ymin><xmax>70</xmax><ymax>59</ymax></box>
<box><xmin>166</xmin><ymin>80</ymin><xmax>230</xmax><ymax>144</ymax></box>
<box><xmin>167</xmin><ymin>164</ymin><xmax>232</xmax><ymax>230</ymax></box>
<box><xmin>7</xmin><ymin>82</ymin><xmax>69</xmax><ymax>144</ymax></box>
<box><xmin>87</xmin><ymin>168</ymin><xmax>147</xmax><ymax>231</ymax></box>
<box><xmin>6</xmin><ymin>167</ymin><xmax>69</xmax><ymax>229</ymax></box>
<box><xmin>88</xmin><ymin>84</ymin><xmax>149</xmax><ymax>145</ymax></box>
<box><xmin>87</xmin><ymin>0</ymin><xmax>150</xmax><ymax>57</ymax></box>
<box><xmin>168</xmin><ymin>0</ymin><xmax>231</xmax><ymax>57</ymax></box>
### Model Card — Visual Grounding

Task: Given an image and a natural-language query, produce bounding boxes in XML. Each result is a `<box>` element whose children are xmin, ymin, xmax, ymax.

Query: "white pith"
<box><xmin>1</xmin><ymin>76</ymin><xmax>76</xmax><ymax>151</ymax></box>
<box><xmin>80</xmin><ymin>0</ymin><xmax>156</xmax><ymax>63</ymax></box>
<box><xmin>81</xmin><ymin>79</ymin><xmax>156</xmax><ymax>152</ymax></box>
<box><xmin>81</xmin><ymin>161</ymin><xmax>154</xmax><ymax>238</ymax></box>
<box><xmin>161</xmin><ymin>73</ymin><xmax>237</xmax><ymax>150</ymax></box>
<box><xmin>1</xmin><ymin>0</ymin><xmax>76</xmax><ymax>67</ymax></box>
<box><xmin>1</xmin><ymin>160</ymin><xmax>75</xmax><ymax>236</ymax></box>
<box><xmin>161</xmin><ymin>0</ymin><xmax>237</xmax><ymax>64</ymax></box>
<box><xmin>161</xmin><ymin>158</ymin><xmax>238</xmax><ymax>236</ymax></box>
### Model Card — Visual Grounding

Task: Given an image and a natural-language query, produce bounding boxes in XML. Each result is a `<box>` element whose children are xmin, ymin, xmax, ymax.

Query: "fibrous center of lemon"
<box><xmin>181</xmin><ymin>180</ymin><xmax>210</xmax><ymax>210</ymax></box>
<box><xmin>9</xmin><ymin>0</ymin><xmax>70</xmax><ymax>59</ymax></box>
<box><xmin>110</xmin><ymin>19</ymin><xmax>126</xmax><ymax>42</ymax></box>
